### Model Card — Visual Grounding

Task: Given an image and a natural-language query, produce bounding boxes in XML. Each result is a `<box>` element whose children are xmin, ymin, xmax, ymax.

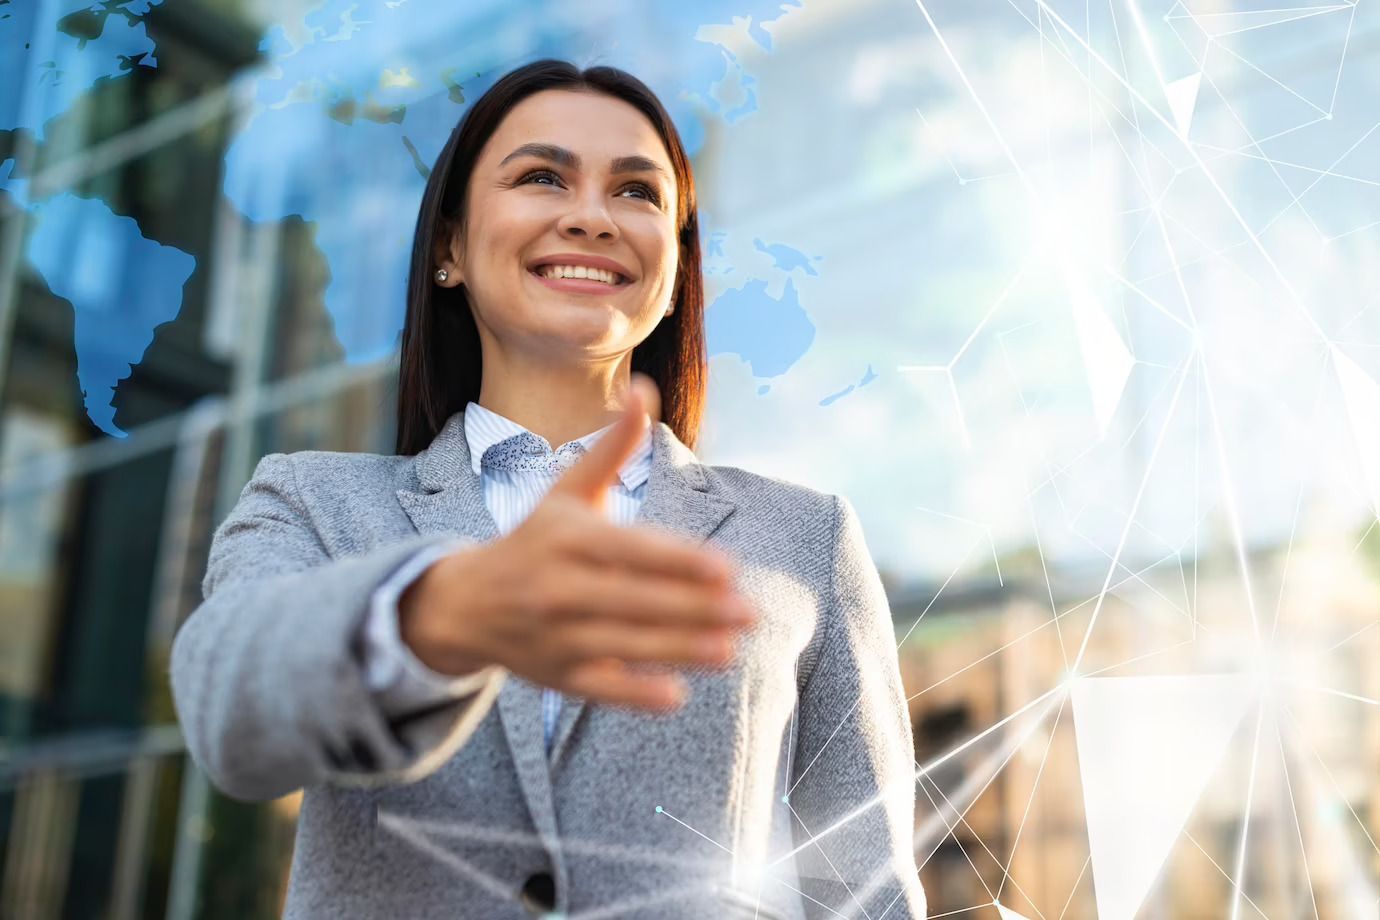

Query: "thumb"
<box><xmin>550</xmin><ymin>372</ymin><xmax>660</xmax><ymax>505</ymax></box>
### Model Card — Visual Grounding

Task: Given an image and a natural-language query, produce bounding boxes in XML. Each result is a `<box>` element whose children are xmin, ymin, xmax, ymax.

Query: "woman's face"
<box><xmin>437</xmin><ymin>89</ymin><xmax>681</xmax><ymax>365</ymax></box>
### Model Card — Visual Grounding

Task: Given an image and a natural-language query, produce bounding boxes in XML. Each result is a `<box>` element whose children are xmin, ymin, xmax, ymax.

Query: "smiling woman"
<box><xmin>398</xmin><ymin>63</ymin><xmax>704</xmax><ymax>457</ymax></box>
<box><xmin>169</xmin><ymin>58</ymin><xmax>926</xmax><ymax>920</ymax></box>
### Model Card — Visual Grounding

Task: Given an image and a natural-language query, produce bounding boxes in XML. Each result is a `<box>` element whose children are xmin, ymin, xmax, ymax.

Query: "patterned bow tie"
<box><xmin>480</xmin><ymin>431</ymin><xmax>588</xmax><ymax>474</ymax></box>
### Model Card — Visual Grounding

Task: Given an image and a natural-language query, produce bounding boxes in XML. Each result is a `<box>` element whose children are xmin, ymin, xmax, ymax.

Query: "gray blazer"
<box><xmin>170</xmin><ymin>410</ymin><xmax>926</xmax><ymax>919</ymax></box>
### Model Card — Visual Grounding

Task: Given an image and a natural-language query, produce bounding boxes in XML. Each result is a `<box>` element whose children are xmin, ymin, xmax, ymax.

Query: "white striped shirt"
<box><xmin>362</xmin><ymin>401</ymin><xmax>654</xmax><ymax>754</ymax></box>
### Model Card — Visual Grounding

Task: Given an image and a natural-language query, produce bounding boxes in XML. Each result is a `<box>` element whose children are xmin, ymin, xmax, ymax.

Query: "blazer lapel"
<box><xmin>394</xmin><ymin>412</ymin><xmax>564</xmax><ymax>849</ymax></box>
<box><xmin>394</xmin><ymin>412</ymin><xmax>501</xmax><ymax>546</ymax></box>
<box><xmin>547</xmin><ymin>419</ymin><xmax>737</xmax><ymax>765</ymax></box>
<box><xmin>394</xmin><ymin>409</ymin><xmax>737</xmax><ymax>838</ymax></box>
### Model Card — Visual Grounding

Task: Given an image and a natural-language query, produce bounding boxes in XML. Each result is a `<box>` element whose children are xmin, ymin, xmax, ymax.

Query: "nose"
<box><xmin>556</xmin><ymin>188</ymin><xmax>618</xmax><ymax>242</ymax></box>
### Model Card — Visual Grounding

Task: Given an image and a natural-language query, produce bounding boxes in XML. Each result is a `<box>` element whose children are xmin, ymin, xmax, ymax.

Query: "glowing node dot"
<box><xmin>654</xmin><ymin>805</ymin><xmax>663</xmax><ymax>814</ymax></box>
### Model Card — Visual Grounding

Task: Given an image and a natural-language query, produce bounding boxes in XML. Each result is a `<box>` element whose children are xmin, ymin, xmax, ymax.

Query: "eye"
<box><xmin>517</xmin><ymin>168</ymin><xmax>563</xmax><ymax>187</ymax></box>
<box><xmin>620</xmin><ymin>182</ymin><xmax>662</xmax><ymax>205</ymax></box>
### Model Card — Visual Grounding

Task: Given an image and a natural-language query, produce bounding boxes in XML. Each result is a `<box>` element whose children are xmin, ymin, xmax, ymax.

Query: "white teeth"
<box><xmin>536</xmin><ymin>264</ymin><xmax>622</xmax><ymax>284</ymax></box>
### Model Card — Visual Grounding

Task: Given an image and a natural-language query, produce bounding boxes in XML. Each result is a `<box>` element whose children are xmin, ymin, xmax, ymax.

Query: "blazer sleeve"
<box><xmin>169</xmin><ymin>452</ymin><xmax>504</xmax><ymax>802</ymax></box>
<box><xmin>786</xmin><ymin>495</ymin><xmax>927</xmax><ymax>919</ymax></box>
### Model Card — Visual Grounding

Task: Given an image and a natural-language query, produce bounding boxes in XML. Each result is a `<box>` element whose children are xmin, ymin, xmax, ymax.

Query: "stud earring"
<box><xmin>434</xmin><ymin>269</ymin><xmax>448</xmax><ymax>283</ymax></box>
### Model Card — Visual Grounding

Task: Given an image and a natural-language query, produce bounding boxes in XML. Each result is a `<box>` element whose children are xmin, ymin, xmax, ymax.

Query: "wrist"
<box><xmin>398</xmin><ymin>547</ymin><xmax>495</xmax><ymax>677</ymax></box>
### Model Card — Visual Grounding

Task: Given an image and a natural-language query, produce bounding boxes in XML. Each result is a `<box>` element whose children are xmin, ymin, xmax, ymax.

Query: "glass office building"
<box><xmin>3</xmin><ymin>1</ymin><xmax>1380</xmax><ymax>918</ymax></box>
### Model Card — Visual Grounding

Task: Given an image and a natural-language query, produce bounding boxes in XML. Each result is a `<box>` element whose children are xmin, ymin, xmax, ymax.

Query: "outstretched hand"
<box><xmin>400</xmin><ymin>372</ymin><xmax>755</xmax><ymax>712</ymax></box>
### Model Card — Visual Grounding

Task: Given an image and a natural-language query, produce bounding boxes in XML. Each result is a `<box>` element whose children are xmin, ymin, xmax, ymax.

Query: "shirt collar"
<box><xmin>464</xmin><ymin>401</ymin><xmax>653</xmax><ymax>491</ymax></box>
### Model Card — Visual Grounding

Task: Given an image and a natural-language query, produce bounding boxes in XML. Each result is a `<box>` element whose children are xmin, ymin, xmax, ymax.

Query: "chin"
<box><xmin>517</xmin><ymin>312</ymin><xmax>621</xmax><ymax>342</ymax></box>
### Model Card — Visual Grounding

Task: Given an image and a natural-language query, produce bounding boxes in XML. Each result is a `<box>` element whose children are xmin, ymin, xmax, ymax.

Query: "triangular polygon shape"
<box><xmin>1067</xmin><ymin>275</ymin><xmax>1134</xmax><ymax>439</ymax></box>
<box><xmin>1167</xmin><ymin>4</ymin><xmax>1351</xmax><ymax>39</ymax></box>
<box><xmin>996</xmin><ymin>902</ymin><xmax>1036</xmax><ymax>920</ymax></box>
<box><xmin>1200</xmin><ymin>5</ymin><xmax>1353</xmax><ymax>116</ymax></box>
<box><xmin>1072</xmin><ymin>675</ymin><xmax>1254</xmax><ymax>920</ymax></box>
<box><xmin>1165</xmin><ymin>72</ymin><xmax>1201</xmax><ymax>139</ymax></box>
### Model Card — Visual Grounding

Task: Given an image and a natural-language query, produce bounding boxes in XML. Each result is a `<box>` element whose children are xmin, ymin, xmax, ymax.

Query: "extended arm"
<box><xmin>170</xmin><ymin>453</ymin><xmax>503</xmax><ymax>802</ymax></box>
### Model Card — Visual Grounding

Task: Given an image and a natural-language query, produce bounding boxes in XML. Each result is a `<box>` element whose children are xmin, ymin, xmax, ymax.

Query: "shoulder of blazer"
<box><xmin>699</xmin><ymin>463</ymin><xmax>844</xmax><ymax>565</ymax></box>
<box><xmin>267</xmin><ymin>449</ymin><xmax>420</xmax><ymax>510</ymax></box>
<box><xmin>258</xmin><ymin>450</ymin><xmax>425</xmax><ymax>556</ymax></box>
<box><xmin>702</xmin><ymin>462</ymin><xmax>836</xmax><ymax>520</ymax></box>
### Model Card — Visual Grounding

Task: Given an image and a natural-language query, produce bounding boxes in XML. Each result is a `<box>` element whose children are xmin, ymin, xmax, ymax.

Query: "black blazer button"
<box><xmin>519</xmin><ymin>871</ymin><xmax>557</xmax><ymax>915</ymax></box>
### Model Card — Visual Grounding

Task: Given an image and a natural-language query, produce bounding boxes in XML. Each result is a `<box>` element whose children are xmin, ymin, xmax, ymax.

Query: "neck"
<box><xmin>476</xmin><ymin>348</ymin><xmax>633</xmax><ymax>450</ymax></box>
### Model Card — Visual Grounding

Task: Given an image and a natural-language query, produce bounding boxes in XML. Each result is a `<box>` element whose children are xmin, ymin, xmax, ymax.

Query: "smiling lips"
<box><xmin>527</xmin><ymin>254</ymin><xmax>634</xmax><ymax>294</ymax></box>
<box><xmin>529</xmin><ymin>270</ymin><xmax>629</xmax><ymax>295</ymax></box>
<box><xmin>534</xmin><ymin>263</ymin><xmax>625</xmax><ymax>285</ymax></box>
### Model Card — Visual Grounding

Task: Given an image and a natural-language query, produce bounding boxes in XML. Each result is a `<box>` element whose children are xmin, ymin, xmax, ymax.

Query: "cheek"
<box><xmin>464</xmin><ymin>202</ymin><xmax>527</xmax><ymax>268</ymax></box>
<box><xmin>635</xmin><ymin>224</ymin><xmax>680</xmax><ymax>283</ymax></box>
<box><xmin>661</xmin><ymin>238</ymin><xmax>682</xmax><ymax>292</ymax></box>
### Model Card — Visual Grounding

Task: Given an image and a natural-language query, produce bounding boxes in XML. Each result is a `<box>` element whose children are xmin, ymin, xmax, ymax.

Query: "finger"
<box><xmin>562</xmin><ymin>658</ymin><xmax>687</xmax><ymax>712</ymax></box>
<box><xmin>548</xmin><ymin>564</ymin><xmax>755</xmax><ymax>628</ymax></box>
<box><xmin>560</xmin><ymin>620</ymin><xmax>737</xmax><ymax>669</ymax></box>
<box><xmin>550</xmin><ymin>373</ymin><xmax>658</xmax><ymax>506</ymax></box>
<box><xmin>568</xmin><ymin>518</ymin><xmax>736</xmax><ymax>588</ymax></box>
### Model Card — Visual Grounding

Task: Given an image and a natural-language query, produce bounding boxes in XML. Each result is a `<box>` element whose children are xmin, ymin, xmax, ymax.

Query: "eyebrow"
<box><xmin>498</xmin><ymin>143</ymin><xmax>670</xmax><ymax>181</ymax></box>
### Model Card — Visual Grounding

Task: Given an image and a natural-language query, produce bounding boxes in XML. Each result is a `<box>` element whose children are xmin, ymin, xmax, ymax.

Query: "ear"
<box><xmin>432</xmin><ymin>218</ymin><xmax>465</xmax><ymax>285</ymax></box>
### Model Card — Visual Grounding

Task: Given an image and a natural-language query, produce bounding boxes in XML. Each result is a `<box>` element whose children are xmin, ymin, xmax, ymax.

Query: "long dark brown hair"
<box><xmin>394</xmin><ymin>59</ymin><xmax>706</xmax><ymax>455</ymax></box>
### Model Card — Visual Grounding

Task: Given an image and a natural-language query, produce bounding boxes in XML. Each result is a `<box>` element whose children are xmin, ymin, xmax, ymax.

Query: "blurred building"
<box><xmin>0</xmin><ymin>2</ymin><xmax>382</xmax><ymax>917</ymax></box>
<box><xmin>895</xmin><ymin>539</ymin><xmax>1380</xmax><ymax>919</ymax></box>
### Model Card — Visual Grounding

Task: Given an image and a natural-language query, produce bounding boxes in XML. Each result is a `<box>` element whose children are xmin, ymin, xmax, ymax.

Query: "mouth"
<box><xmin>527</xmin><ymin>262</ymin><xmax>634</xmax><ymax>294</ymax></box>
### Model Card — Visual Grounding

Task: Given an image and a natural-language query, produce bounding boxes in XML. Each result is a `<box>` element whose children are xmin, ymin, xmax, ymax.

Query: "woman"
<box><xmin>170</xmin><ymin>59</ymin><xmax>925</xmax><ymax>920</ymax></box>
